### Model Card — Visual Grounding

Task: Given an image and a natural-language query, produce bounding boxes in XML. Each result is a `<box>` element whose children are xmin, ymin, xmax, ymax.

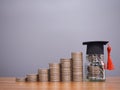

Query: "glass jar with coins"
<box><xmin>83</xmin><ymin>41</ymin><xmax>108</xmax><ymax>81</ymax></box>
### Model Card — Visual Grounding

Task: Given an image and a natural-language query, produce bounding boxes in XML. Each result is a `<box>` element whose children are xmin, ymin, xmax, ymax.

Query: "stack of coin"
<box><xmin>71</xmin><ymin>52</ymin><xmax>83</xmax><ymax>82</ymax></box>
<box><xmin>16</xmin><ymin>77</ymin><xmax>26</xmax><ymax>82</ymax></box>
<box><xmin>49</xmin><ymin>63</ymin><xmax>60</xmax><ymax>82</ymax></box>
<box><xmin>60</xmin><ymin>58</ymin><xmax>72</xmax><ymax>82</ymax></box>
<box><xmin>26</xmin><ymin>74</ymin><xmax>38</xmax><ymax>82</ymax></box>
<box><xmin>38</xmin><ymin>69</ymin><xmax>49</xmax><ymax>82</ymax></box>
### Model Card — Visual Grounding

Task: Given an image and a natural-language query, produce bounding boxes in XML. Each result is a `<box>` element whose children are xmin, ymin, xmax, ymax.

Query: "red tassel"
<box><xmin>107</xmin><ymin>44</ymin><xmax>114</xmax><ymax>70</ymax></box>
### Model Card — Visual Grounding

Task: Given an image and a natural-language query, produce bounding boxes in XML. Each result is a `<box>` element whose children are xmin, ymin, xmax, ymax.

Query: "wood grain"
<box><xmin>0</xmin><ymin>77</ymin><xmax>120</xmax><ymax>90</ymax></box>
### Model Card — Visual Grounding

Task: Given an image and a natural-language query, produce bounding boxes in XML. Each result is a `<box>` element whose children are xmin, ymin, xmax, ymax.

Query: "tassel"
<box><xmin>107</xmin><ymin>44</ymin><xmax>114</xmax><ymax>70</ymax></box>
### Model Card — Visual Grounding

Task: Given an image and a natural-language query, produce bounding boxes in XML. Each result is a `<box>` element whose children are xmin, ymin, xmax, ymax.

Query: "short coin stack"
<box><xmin>26</xmin><ymin>74</ymin><xmax>38</xmax><ymax>82</ymax></box>
<box><xmin>60</xmin><ymin>58</ymin><xmax>72</xmax><ymax>82</ymax></box>
<box><xmin>49</xmin><ymin>63</ymin><xmax>60</xmax><ymax>82</ymax></box>
<box><xmin>16</xmin><ymin>77</ymin><xmax>26</xmax><ymax>82</ymax></box>
<box><xmin>71</xmin><ymin>52</ymin><xmax>83</xmax><ymax>81</ymax></box>
<box><xmin>38</xmin><ymin>69</ymin><xmax>49</xmax><ymax>82</ymax></box>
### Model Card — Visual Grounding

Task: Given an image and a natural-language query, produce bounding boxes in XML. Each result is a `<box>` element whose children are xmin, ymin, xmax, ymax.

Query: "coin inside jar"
<box><xmin>88</xmin><ymin>66</ymin><xmax>100</xmax><ymax>76</ymax></box>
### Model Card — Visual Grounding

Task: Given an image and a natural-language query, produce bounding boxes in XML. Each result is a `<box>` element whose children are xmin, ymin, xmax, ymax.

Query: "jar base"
<box><xmin>85</xmin><ymin>79</ymin><xmax>106</xmax><ymax>82</ymax></box>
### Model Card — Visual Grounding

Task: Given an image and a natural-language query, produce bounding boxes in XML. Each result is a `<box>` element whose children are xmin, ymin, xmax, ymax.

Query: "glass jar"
<box><xmin>85</xmin><ymin>54</ymin><xmax>105</xmax><ymax>81</ymax></box>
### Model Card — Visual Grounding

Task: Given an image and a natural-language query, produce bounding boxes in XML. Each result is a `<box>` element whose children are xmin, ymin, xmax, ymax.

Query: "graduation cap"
<box><xmin>83</xmin><ymin>41</ymin><xmax>108</xmax><ymax>54</ymax></box>
<box><xmin>83</xmin><ymin>41</ymin><xmax>114</xmax><ymax>70</ymax></box>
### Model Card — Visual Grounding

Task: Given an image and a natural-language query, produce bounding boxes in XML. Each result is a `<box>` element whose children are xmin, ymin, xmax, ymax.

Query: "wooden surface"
<box><xmin>0</xmin><ymin>77</ymin><xmax>120</xmax><ymax>90</ymax></box>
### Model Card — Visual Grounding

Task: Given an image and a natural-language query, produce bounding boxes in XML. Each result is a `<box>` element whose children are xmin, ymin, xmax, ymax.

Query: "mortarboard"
<box><xmin>83</xmin><ymin>41</ymin><xmax>108</xmax><ymax>54</ymax></box>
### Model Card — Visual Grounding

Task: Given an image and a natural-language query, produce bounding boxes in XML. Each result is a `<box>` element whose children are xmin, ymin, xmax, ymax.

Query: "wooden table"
<box><xmin>0</xmin><ymin>77</ymin><xmax>120</xmax><ymax>90</ymax></box>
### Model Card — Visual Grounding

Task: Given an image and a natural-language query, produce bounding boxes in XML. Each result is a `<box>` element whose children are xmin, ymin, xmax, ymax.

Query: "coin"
<box><xmin>26</xmin><ymin>74</ymin><xmax>38</xmax><ymax>82</ymax></box>
<box><xmin>49</xmin><ymin>63</ymin><xmax>60</xmax><ymax>82</ymax></box>
<box><xmin>16</xmin><ymin>77</ymin><xmax>26</xmax><ymax>82</ymax></box>
<box><xmin>38</xmin><ymin>69</ymin><xmax>49</xmax><ymax>82</ymax></box>
<box><xmin>60</xmin><ymin>58</ymin><xmax>72</xmax><ymax>82</ymax></box>
<box><xmin>71</xmin><ymin>52</ymin><xmax>83</xmax><ymax>60</ymax></box>
<box><xmin>38</xmin><ymin>68</ymin><xmax>49</xmax><ymax>74</ymax></box>
<box><xmin>49</xmin><ymin>63</ymin><xmax>60</xmax><ymax>69</ymax></box>
<box><xmin>71</xmin><ymin>52</ymin><xmax>83</xmax><ymax>82</ymax></box>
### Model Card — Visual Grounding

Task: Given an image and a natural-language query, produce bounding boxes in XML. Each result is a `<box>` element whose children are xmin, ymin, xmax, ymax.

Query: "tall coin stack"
<box><xmin>49</xmin><ymin>63</ymin><xmax>60</xmax><ymax>82</ymax></box>
<box><xmin>38</xmin><ymin>69</ymin><xmax>49</xmax><ymax>82</ymax></box>
<box><xmin>60</xmin><ymin>58</ymin><xmax>72</xmax><ymax>82</ymax></box>
<box><xmin>71</xmin><ymin>52</ymin><xmax>83</xmax><ymax>82</ymax></box>
<box><xmin>26</xmin><ymin>74</ymin><xmax>38</xmax><ymax>82</ymax></box>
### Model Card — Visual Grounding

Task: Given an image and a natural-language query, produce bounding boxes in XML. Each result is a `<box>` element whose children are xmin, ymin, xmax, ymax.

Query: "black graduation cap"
<box><xmin>83</xmin><ymin>41</ymin><xmax>109</xmax><ymax>54</ymax></box>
